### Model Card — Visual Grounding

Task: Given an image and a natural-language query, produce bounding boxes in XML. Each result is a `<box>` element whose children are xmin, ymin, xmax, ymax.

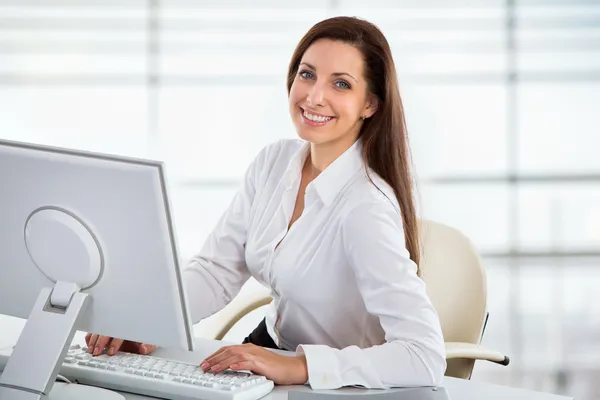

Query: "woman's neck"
<box><xmin>308</xmin><ymin>135</ymin><xmax>359</xmax><ymax>176</ymax></box>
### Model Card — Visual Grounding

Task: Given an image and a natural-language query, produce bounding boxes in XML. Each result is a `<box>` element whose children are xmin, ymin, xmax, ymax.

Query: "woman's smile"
<box><xmin>299</xmin><ymin>106</ymin><xmax>336</xmax><ymax>127</ymax></box>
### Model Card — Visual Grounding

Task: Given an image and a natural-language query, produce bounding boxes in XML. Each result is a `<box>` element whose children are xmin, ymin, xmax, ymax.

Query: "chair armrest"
<box><xmin>193</xmin><ymin>279</ymin><xmax>273</xmax><ymax>341</ymax></box>
<box><xmin>445</xmin><ymin>342</ymin><xmax>510</xmax><ymax>366</ymax></box>
<box><xmin>213</xmin><ymin>296</ymin><xmax>272</xmax><ymax>341</ymax></box>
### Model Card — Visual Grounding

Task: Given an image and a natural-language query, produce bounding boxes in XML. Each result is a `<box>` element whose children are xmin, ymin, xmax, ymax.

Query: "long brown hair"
<box><xmin>287</xmin><ymin>16</ymin><xmax>421</xmax><ymax>273</ymax></box>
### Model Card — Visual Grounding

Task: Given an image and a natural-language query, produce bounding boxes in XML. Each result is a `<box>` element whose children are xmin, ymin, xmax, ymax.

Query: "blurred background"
<box><xmin>0</xmin><ymin>0</ymin><xmax>599</xmax><ymax>398</ymax></box>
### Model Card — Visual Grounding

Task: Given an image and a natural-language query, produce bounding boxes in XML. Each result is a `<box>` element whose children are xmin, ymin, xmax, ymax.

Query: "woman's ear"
<box><xmin>363</xmin><ymin>95</ymin><xmax>379</xmax><ymax>119</ymax></box>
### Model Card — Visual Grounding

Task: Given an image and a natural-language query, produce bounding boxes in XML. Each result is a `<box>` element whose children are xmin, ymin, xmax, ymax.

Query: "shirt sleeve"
<box><xmin>297</xmin><ymin>200</ymin><xmax>446</xmax><ymax>389</ymax></box>
<box><xmin>182</xmin><ymin>146</ymin><xmax>267</xmax><ymax>324</ymax></box>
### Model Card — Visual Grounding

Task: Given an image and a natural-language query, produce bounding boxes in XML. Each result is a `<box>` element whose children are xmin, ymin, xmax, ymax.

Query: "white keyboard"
<box><xmin>0</xmin><ymin>345</ymin><xmax>274</xmax><ymax>400</ymax></box>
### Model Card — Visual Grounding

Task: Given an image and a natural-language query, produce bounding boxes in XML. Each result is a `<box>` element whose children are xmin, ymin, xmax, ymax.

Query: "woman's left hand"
<box><xmin>200</xmin><ymin>343</ymin><xmax>308</xmax><ymax>385</ymax></box>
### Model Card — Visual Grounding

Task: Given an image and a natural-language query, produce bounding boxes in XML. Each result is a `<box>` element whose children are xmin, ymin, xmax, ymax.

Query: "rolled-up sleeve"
<box><xmin>298</xmin><ymin>200</ymin><xmax>446</xmax><ymax>389</ymax></box>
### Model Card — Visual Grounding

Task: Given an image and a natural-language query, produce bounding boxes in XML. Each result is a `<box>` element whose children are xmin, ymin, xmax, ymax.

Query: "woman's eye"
<box><xmin>335</xmin><ymin>81</ymin><xmax>350</xmax><ymax>89</ymax></box>
<box><xmin>299</xmin><ymin>70</ymin><xmax>314</xmax><ymax>79</ymax></box>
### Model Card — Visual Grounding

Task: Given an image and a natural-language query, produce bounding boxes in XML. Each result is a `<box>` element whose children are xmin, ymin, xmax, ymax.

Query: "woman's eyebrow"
<box><xmin>332</xmin><ymin>72</ymin><xmax>358</xmax><ymax>83</ymax></box>
<box><xmin>299</xmin><ymin>62</ymin><xmax>358</xmax><ymax>83</ymax></box>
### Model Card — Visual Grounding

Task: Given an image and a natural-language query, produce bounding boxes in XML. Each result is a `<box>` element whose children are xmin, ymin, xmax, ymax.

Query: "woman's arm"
<box><xmin>297</xmin><ymin>200</ymin><xmax>446</xmax><ymax>389</ymax></box>
<box><xmin>183</xmin><ymin>144</ymin><xmax>273</xmax><ymax>324</ymax></box>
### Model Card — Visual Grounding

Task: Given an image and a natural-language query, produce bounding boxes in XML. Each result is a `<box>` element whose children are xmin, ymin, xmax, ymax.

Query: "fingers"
<box><xmin>208</xmin><ymin>352</ymin><xmax>255</xmax><ymax>374</ymax></box>
<box><xmin>202</xmin><ymin>343</ymin><xmax>254</xmax><ymax>366</ymax></box>
<box><xmin>201</xmin><ymin>346</ymin><xmax>229</xmax><ymax>366</ymax></box>
<box><xmin>92</xmin><ymin>336</ymin><xmax>113</xmax><ymax>356</ymax></box>
<box><xmin>87</xmin><ymin>334</ymin><xmax>99</xmax><ymax>353</ymax></box>
<box><xmin>140</xmin><ymin>344</ymin><xmax>157</xmax><ymax>355</ymax></box>
<box><xmin>84</xmin><ymin>336</ymin><xmax>156</xmax><ymax>356</ymax></box>
<box><xmin>128</xmin><ymin>342</ymin><xmax>157</xmax><ymax>355</ymax></box>
<box><xmin>201</xmin><ymin>345</ymin><xmax>256</xmax><ymax>373</ymax></box>
<box><xmin>107</xmin><ymin>338</ymin><xmax>124</xmax><ymax>356</ymax></box>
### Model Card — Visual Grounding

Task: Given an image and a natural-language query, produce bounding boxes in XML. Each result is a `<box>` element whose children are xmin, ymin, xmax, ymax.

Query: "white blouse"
<box><xmin>183</xmin><ymin>138</ymin><xmax>446</xmax><ymax>390</ymax></box>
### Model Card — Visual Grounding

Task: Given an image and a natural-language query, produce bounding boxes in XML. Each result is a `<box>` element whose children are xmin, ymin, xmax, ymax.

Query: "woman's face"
<box><xmin>288</xmin><ymin>39</ymin><xmax>377</xmax><ymax>147</ymax></box>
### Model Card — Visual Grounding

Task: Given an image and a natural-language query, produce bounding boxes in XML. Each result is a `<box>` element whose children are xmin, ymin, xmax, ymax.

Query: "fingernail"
<box><xmin>211</xmin><ymin>366</ymin><xmax>219</xmax><ymax>372</ymax></box>
<box><xmin>87</xmin><ymin>346</ymin><xmax>93</xmax><ymax>354</ymax></box>
<box><xmin>108</xmin><ymin>346</ymin><xmax>115</xmax><ymax>355</ymax></box>
<box><xmin>201</xmin><ymin>362</ymin><xmax>209</xmax><ymax>370</ymax></box>
<box><xmin>140</xmin><ymin>345</ymin><xmax>147</xmax><ymax>354</ymax></box>
<box><xmin>94</xmin><ymin>346</ymin><xmax>100</xmax><ymax>355</ymax></box>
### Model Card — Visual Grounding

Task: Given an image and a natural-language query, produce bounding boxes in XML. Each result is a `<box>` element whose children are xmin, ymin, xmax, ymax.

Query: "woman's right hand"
<box><xmin>85</xmin><ymin>333</ymin><xmax>157</xmax><ymax>356</ymax></box>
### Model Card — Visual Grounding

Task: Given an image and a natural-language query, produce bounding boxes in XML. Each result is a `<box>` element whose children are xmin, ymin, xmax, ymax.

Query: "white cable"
<box><xmin>56</xmin><ymin>374</ymin><xmax>72</xmax><ymax>384</ymax></box>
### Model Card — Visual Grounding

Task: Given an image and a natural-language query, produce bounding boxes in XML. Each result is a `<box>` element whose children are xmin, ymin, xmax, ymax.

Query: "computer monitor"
<box><xmin>0</xmin><ymin>138</ymin><xmax>195</xmax><ymax>399</ymax></box>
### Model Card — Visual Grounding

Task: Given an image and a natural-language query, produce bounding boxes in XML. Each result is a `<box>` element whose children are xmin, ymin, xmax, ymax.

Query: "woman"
<box><xmin>86</xmin><ymin>16</ymin><xmax>446</xmax><ymax>389</ymax></box>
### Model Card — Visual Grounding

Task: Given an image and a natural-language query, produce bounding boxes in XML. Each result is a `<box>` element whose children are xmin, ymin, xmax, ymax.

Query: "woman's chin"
<box><xmin>295</xmin><ymin>127</ymin><xmax>332</xmax><ymax>144</ymax></box>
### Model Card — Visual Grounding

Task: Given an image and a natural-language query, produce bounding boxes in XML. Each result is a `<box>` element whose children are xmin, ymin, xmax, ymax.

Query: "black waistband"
<box><xmin>242</xmin><ymin>318</ymin><xmax>281</xmax><ymax>350</ymax></box>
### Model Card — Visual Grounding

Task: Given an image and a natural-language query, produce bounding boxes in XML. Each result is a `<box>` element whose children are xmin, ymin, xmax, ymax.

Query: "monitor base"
<box><xmin>0</xmin><ymin>288</ymin><xmax>89</xmax><ymax>399</ymax></box>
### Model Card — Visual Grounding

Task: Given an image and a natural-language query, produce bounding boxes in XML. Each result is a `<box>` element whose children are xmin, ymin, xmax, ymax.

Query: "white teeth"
<box><xmin>303</xmin><ymin>110</ymin><xmax>332</xmax><ymax>123</ymax></box>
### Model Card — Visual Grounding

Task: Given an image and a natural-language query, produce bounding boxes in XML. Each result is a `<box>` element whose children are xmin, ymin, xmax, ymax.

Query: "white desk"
<box><xmin>112</xmin><ymin>338</ymin><xmax>574</xmax><ymax>400</ymax></box>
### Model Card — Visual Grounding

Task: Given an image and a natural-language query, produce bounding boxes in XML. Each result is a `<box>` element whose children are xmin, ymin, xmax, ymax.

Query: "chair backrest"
<box><xmin>420</xmin><ymin>220</ymin><xmax>488</xmax><ymax>343</ymax></box>
<box><xmin>419</xmin><ymin>220</ymin><xmax>488</xmax><ymax>378</ymax></box>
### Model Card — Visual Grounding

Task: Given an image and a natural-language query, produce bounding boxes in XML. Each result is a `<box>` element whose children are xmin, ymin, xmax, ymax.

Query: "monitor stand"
<box><xmin>0</xmin><ymin>286</ymin><xmax>94</xmax><ymax>399</ymax></box>
<box><xmin>0</xmin><ymin>207</ymin><xmax>113</xmax><ymax>399</ymax></box>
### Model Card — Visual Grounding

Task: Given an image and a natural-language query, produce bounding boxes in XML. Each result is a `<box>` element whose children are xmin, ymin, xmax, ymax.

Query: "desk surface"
<box><xmin>119</xmin><ymin>378</ymin><xmax>573</xmax><ymax>400</ymax></box>
<box><xmin>113</xmin><ymin>338</ymin><xmax>573</xmax><ymax>400</ymax></box>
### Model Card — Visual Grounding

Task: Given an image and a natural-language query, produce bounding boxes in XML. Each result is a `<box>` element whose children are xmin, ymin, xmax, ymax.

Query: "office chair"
<box><xmin>418</xmin><ymin>219</ymin><xmax>510</xmax><ymax>378</ymax></box>
<box><xmin>196</xmin><ymin>220</ymin><xmax>509</xmax><ymax>379</ymax></box>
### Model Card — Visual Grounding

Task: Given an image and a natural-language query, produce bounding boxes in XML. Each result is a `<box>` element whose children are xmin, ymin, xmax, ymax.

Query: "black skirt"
<box><xmin>242</xmin><ymin>318</ymin><xmax>281</xmax><ymax>350</ymax></box>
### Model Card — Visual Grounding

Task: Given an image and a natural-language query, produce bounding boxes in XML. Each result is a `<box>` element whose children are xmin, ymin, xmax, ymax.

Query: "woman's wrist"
<box><xmin>294</xmin><ymin>354</ymin><xmax>309</xmax><ymax>385</ymax></box>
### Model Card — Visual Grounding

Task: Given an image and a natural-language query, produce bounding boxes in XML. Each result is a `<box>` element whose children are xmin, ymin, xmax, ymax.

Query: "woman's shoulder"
<box><xmin>343</xmin><ymin>168</ymin><xmax>402</xmax><ymax>216</ymax></box>
<box><xmin>338</xmin><ymin>171</ymin><xmax>406</xmax><ymax>241</ymax></box>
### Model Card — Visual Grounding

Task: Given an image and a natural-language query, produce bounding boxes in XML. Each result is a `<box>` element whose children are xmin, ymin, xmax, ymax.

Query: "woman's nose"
<box><xmin>306</xmin><ymin>82</ymin><xmax>325</xmax><ymax>107</ymax></box>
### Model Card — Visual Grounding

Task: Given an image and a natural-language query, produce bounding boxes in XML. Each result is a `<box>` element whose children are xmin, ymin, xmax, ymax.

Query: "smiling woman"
<box><xmin>289</xmin><ymin>41</ymin><xmax>376</xmax><ymax>147</ymax></box>
<box><xmin>85</xmin><ymin>16</ymin><xmax>446</xmax><ymax>391</ymax></box>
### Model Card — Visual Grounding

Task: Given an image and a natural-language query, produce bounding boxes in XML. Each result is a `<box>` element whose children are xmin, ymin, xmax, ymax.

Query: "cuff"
<box><xmin>296</xmin><ymin>344</ymin><xmax>343</xmax><ymax>390</ymax></box>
